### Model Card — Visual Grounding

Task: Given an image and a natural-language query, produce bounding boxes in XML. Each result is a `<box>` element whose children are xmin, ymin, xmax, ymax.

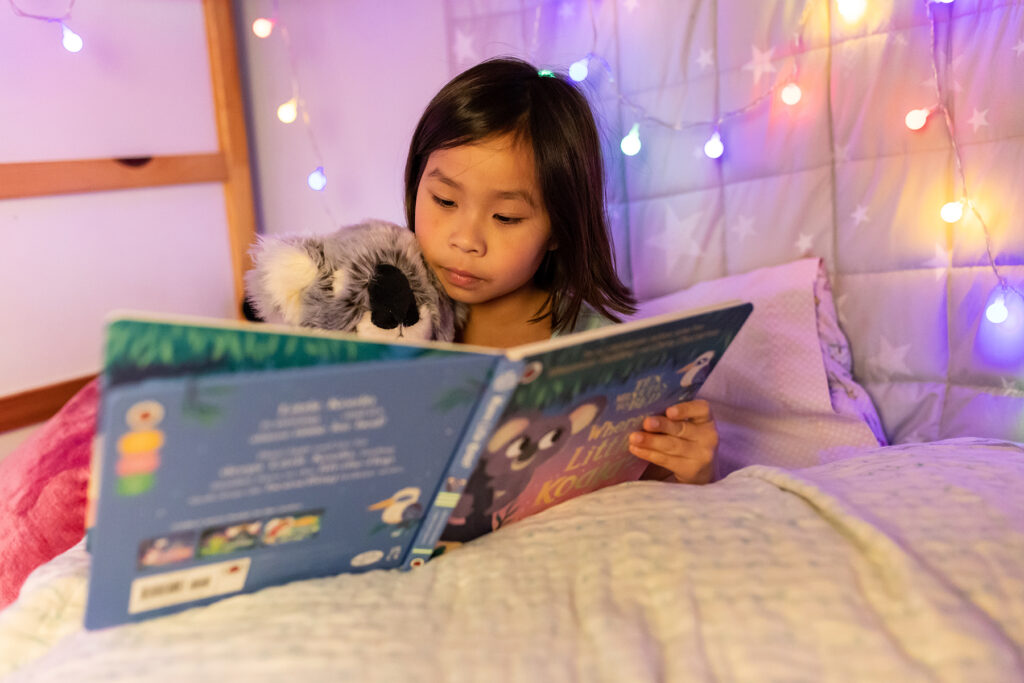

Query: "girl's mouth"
<box><xmin>442</xmin><ymin>267</ymin><xmax>483</xmax><ymax>288</ymax></box>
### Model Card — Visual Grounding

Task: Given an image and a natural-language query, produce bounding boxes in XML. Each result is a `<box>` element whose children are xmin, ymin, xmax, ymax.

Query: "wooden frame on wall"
<box><xmin>0</xmin><ymin>0</ymin><xmax>256</xmax><ymax>434</ymax></box>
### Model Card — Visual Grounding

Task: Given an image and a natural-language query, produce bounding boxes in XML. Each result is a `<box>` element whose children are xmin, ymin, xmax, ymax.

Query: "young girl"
<box><xmin>404</xmin><ymin>57</ymin><xmax>716</xmax><ymax>484</ymax></box>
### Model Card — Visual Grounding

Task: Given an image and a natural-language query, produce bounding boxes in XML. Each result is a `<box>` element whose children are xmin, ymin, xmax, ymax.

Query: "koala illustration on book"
<box><xmin>442</xmin><ymin>397</ymin><xmax>605</xmax><ymax>543</ymax></box>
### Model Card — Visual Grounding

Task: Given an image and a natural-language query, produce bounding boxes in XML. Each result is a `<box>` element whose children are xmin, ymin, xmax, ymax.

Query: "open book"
<box><xmin>84</xmin><ymin>301</ymin><xmax>751</xmax><ymax>628</ymax></box>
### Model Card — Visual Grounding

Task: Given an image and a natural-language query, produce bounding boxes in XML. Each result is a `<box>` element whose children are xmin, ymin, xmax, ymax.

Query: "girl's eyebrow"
<box><xmin>425</xmin><ymin>168</ymin><xmax>536</xmax><ymax>208</ymax></box>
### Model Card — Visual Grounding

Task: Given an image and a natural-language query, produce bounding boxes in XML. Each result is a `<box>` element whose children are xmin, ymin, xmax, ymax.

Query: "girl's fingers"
<box><xmin>628</xmin><ymin>440</ymin><xmax>713</xmax><ymax>483</ymax></box>
<box><xmin>666</xmin><ymin>399</ymin><xmax>713</xmax><ymax>423</ymax></box>
<box><xmin>629</xmin><ymin>427</ymin><xmax>715</xmax><ymax>458</ymax></box>
<box><xmin>640</xmin><ymin>415</ymin><xmax>715</xmax><ymax>444</ymax></box>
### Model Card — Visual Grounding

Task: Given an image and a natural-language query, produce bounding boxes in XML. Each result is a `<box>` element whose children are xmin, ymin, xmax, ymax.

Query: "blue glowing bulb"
<box><xmin>569</xmin><ymin>58</ymin><xmax>589</xmax><ymax>82</ymax></box>
<box><xmin>986</xmin><ymin>293</ymin><xmax>1009</xmax><ymax>324</ymax></box>
<box><xmin>977</xmin><ymin>286</ymin><xmax>1024</xmax><ymax>363</ymax></box>
<box><xmin>307</xmin><ymin>167</ymin><xmax>327</xmax><ymax>191</ymax></box>
<box><xmin>61</xmin><ymin>23</ymin><xmax>83</xmax><ymax>53</ymax></box>
<box><xmin>620</xmin><ymin>124</ymin><xmax>641</xmax><ymax>156</ymax></box>
<box><xmin>704</xmin><ymin>131</ymin><xmax>724</xmax><ymax>159</ymax></box>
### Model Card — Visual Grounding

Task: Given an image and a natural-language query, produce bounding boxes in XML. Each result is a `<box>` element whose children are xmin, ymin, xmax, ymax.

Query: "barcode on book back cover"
<box><xmin>128</xmin><ymin>558</ymin><xmax>251</xmax><ymax>614</ymax></box>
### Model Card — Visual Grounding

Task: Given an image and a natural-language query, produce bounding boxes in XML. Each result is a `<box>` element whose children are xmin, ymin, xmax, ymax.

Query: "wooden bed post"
<box><xmin>203</xmin><ymin>0</ymin><xmax>257</xmax><ymax>314</ymax></box>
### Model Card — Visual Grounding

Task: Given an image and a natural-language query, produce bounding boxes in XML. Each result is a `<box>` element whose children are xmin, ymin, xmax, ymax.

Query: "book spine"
<box><xmin>401</xmin><ymin>357</ymin><xmax>524</xmax><ymax>569</ymax></box>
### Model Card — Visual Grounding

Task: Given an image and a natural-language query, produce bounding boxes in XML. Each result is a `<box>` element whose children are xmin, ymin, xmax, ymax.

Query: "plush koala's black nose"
<box><xmin>368</xmin><ymin>264</ymin><xmax>420</xmax><ymax>330</ymax></box>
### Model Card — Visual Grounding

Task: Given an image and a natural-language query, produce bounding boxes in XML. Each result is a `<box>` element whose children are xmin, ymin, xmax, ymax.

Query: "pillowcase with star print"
<box><xmin>629</xmin><ymin>258</ymin><xmax>886</xmax><ymax>477</ymax></box>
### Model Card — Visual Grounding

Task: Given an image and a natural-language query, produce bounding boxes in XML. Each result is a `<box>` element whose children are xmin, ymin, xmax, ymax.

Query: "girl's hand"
<box><xmin>629</xmin><ymin>400</ymin><xmax>717</xmax><ymax>484</ymax></box>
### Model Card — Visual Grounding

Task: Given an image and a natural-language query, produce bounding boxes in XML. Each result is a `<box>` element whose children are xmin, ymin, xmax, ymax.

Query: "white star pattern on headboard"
<box><xmin>875</xmin><ymin>337</ymin><xmax>913</xmax><ymax>378</ymax></box>
<box><xmin>742</xmin><ymin>46</ymin><xmax>776</xmax><ymax>85</ymax></box>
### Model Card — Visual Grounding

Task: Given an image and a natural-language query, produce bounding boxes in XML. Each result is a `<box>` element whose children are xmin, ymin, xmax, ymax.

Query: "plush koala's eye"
<box><xmin>537</xmin><ymin>428</ymin><xmax>562</xmax><ymax>450</ymax></box>
<box><xmin>505</xmin><ymin>435</ymin><xmax>529</xmax><ymax>459</ymax></box>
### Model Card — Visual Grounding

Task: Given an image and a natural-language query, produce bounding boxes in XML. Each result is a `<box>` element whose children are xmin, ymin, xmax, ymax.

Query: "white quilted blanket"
<box><xmin>2</xmin><ymin>438</ymin><xmax>1023</xmax><ymax>682</ymax></box>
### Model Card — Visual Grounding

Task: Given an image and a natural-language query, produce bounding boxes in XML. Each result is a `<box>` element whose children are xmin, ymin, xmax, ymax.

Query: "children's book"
<box><xmin>84</xmin><ymin>301</ymin><xmax>751</xmax><ymax>629</ymax></box>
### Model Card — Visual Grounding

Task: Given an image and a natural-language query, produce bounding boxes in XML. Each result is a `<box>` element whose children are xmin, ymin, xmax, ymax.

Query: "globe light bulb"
<box><xmin>704</xmin><ymin>131</ymin><xmax>724</xmax><ymax>159</ymax></box>
<box><xmin>986</xmin><ymin>293</ymin><xmax>1009</xmax><ymax>324</ymax></box>
<box><xmin>620</xmin><ymin>123</ymin><xmax>642</xmax><ymax>156</ymax></box>
<box><xmin>780</xmin><ymin>82</ymin><xmax>802</xmax><ymax>106</ymax></box>
<box><xmin>307</xmin><ymin>167</ymin><xmax>327</xmax><ymax>191</ymax></box>
<box><xmin>940</xmin><ymin>200</ymin><xmax>964</xmax><ymax>223</ymax></box>
<box><xmin>569</xmin><ymin>58</ymin><xmax>589</xmax><ymax>82</ymax></box>
<box><xmin>252</xmin><ymin>17</ymin><xmax>275</xmax><ymax>38</ymax></box>
<box><xmin>837</xmin><ymin>0</ymin><xmax>867</xmax><ymax>22</ymax></box>
<box><xmin>905</xmin><ymin>108</ymin><xmax>929</xmax><ymax>130</ymax></box>
<box><xmin>277</xmin><ymin>97</ymin><xmax>298</xmax><ymax>124</ymax></box>
<box><xmin>932</xmin><ymin>0</ymin><xmax>954</xmax><ymax>4</ymax></box>
<box><xmin>61</xmin><ymin>23</ymin><xmax>83</xmax><ymax>53</ymax></box>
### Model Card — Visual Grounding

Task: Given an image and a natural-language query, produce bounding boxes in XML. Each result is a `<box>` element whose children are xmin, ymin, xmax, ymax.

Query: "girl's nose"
<box><xmin>448</xmin><ymin>214</ymin><xmax>485</xmax><ymax>255</ymax></box>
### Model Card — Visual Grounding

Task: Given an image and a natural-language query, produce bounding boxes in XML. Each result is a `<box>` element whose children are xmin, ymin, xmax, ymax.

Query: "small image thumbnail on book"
<box><xmin>137</xmin><ymin>530</ymin><xmax>198</xmax><ymax>569</ymax></box>
<box><xmin>198</xmin><ymin>519</ymin><xmax>263</xmax><ymax>557</ymax></box>
<box><xmin>260</xmin><ymin>509</ymin><xmax>323</xmax><ymax>546</ymax></box>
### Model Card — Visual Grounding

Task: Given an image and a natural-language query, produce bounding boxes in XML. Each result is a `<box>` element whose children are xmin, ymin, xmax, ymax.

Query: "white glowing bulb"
<box><xmin>780</xmin><ymin>82</ymin><xmax>802</xmax><ymax>106</ymax></box>
<box><xmin>986</xmin><ymin>293</ymin><xmax>1009</xmax><ymax>324</ymax></box>
<box><xmin>620</xmin><ymin>123</ymin><xmax>642</xmax><ymax>156</ymax></box>
<box><xmin>932</xmin><ymin>0</ymin><xmax>954</xmax><ymax>4</ymax></box>
<box><xmin>837</xmin><ymin>0</ymin><xmax>867</xmax><ymax>22</ymax></box>
<box><xmin>252</xmin><ymin>17</ymin><xmax>275</xmax><ymax>38</ymax></box>
<box><xmin>704</xmin><ymin>131</ymin><xmax>724</xmax><ymax>159</ymax></box>
<box><xmin>61</xmin><ymin>23</ymin><xmax>83</xmax><ymax>53</ymax></box>
<box><xmin>940</xmin><ymin>201</ymin><xmax>964</xmax><ymax>223</ymax></box>
<box><xmin>277</xmin><ymin>97</ymin><xmax>298</xmax><ymax>124</ymax></box>
<box><xmin>307</xmin><ymin>167</ymin><xmax>327</xmax><ymax>191</ymax></box>
<box><xmin>569</xmin><ymin>58</ymin><xmax>589</xmax><ymax>82</ymax></box>
<box><xmin>905</xmin><ymin>108</ymin><xmax>930</xmax><ymax>131</ymax></box>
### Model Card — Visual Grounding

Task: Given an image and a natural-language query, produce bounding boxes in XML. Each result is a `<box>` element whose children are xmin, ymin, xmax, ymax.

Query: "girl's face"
<box><xmin>414</xmin><ymin>133</ymin><xmax>555</xmax><ymax>308</ymax></box>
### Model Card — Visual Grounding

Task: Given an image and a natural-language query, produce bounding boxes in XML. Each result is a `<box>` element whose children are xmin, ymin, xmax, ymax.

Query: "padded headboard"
<box><xmin>443</xmin><ymin>0</ymin><xmax>1024</xmax><ymax>443</ymax></box>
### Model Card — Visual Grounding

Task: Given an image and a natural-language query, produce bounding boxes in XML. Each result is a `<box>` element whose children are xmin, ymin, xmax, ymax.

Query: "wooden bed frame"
<box><xmin>0</xmin><ymin>0</ymin><xmax>255</xmax><ymax>434</ymax></box>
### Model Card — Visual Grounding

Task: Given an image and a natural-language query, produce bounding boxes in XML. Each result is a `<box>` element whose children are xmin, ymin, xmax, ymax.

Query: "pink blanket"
<box><xmin>0</xmin><ymin>379</ymin><xmax>97</xmax><ymax>609</ymax></box>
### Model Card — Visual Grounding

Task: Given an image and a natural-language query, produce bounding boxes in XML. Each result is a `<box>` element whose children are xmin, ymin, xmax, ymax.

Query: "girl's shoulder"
<box><xmin>554</xmin><ymin>304</ymin><xmax>616</xmax><ymax>338</ymax></box>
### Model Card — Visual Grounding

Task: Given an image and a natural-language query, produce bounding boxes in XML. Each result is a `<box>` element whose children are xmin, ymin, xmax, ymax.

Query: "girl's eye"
<box><xmin>432</xmin><ymin>195</ymin><xmax>456</xmax><ymax>209</ymax></box>
<box><xmin>494</xmin><ymin>214</ymin><xmax>524</xmax><ymax>225</ymax></box>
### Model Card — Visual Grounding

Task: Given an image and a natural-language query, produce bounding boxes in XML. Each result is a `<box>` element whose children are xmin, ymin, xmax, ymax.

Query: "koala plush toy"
<box><xmin>244</xmin><ymin>219</ymin><xmax>465</xmax><ymax>342</ymax></box>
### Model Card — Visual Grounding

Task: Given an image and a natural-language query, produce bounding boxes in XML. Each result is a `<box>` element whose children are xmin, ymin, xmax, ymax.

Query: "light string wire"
<box><xmin>270</xmin><ymin>0</ymin><xmax>339</xmax><ymax>226</ymax></box>
<box><xmin>925</xmin><ymin>0</ymin><xmax>1021</xmax><ymax>302</ymax></box>
<box><xmin>8</xmin><ymin>0</ymin><xmax>75</xmax><ymax>23</ymax></box>
<box><xmin>581</xmin><ymin>0</ymin><xmax>815</xmax><ymax>134</ymax></box>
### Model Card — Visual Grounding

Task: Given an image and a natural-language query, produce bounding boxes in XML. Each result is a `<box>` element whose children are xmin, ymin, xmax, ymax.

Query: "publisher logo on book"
<box><xmin>615</xmin><ymin>375</ymin><xmax>666</xmax><ymax>412</ymax></box>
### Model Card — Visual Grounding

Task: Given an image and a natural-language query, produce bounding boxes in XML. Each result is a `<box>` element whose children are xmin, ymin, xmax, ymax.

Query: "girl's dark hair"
<box><xmin>404</xmin><ymin>56</ymin><xmax>636</xmax><ymax>334</ymax></box>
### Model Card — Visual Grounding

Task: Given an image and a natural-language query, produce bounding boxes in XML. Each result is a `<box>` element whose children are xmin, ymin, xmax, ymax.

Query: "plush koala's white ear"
<box><xmin>246</xmin><ymin>237</ymin><xmax>321</xmax><ymax>325</ymax></box>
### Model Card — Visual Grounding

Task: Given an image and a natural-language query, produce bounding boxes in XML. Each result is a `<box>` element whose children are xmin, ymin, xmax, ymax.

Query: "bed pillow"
<box><xmin>0</xmin><ymin>379</ymin><xmax>97</xmax><ymax>610</ymax></box>
<box><xmin>628</xmin><ymin>258</ymin><xmax>886</xmax><ymax>476</ymax></box>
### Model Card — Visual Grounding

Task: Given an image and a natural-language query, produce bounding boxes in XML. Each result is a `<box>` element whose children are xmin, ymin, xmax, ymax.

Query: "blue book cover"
<box><xmin>86</xmin><ymin>303</ymin><xmax>750</xmax><ymax>627</ymax></box>
<box><xmin>85</xmin><ymin>315</ymin><xmax>502</xmax><ymax>629</ymax></box>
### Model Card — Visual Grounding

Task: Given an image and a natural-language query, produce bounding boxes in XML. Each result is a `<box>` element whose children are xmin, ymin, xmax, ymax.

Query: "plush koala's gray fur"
<box><xmin>245</xmin><ymin>219</ymin><xmax>465</xmax><ymax>342</ymax></box>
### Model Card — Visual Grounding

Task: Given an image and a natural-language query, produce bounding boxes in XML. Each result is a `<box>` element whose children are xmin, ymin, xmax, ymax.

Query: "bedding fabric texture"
<box><xmin>2</xmin><ymin>438</ymin><xmax>1022</xmax><ymax>682</ymax></box>
<box><xmin>631</xmin><ymin>257</ymin><xmax>885</xmax><ymax>476</ymax></box>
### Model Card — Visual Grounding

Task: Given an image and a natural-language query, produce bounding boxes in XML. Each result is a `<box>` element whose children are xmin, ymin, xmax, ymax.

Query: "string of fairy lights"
<box><xmin>8</xmin><ymin>0</ymin><xmax>81</xmax><ymax>51</ymax></box>
<box><xmin>10</xmin><ymin>0</ymin><xmax>1021</xmax><ymax>334</ymax></box>
<box><xmin>245</xmin><ymin>0</ymin><xmax>1020</xmax><ymax>331</ymax></box>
